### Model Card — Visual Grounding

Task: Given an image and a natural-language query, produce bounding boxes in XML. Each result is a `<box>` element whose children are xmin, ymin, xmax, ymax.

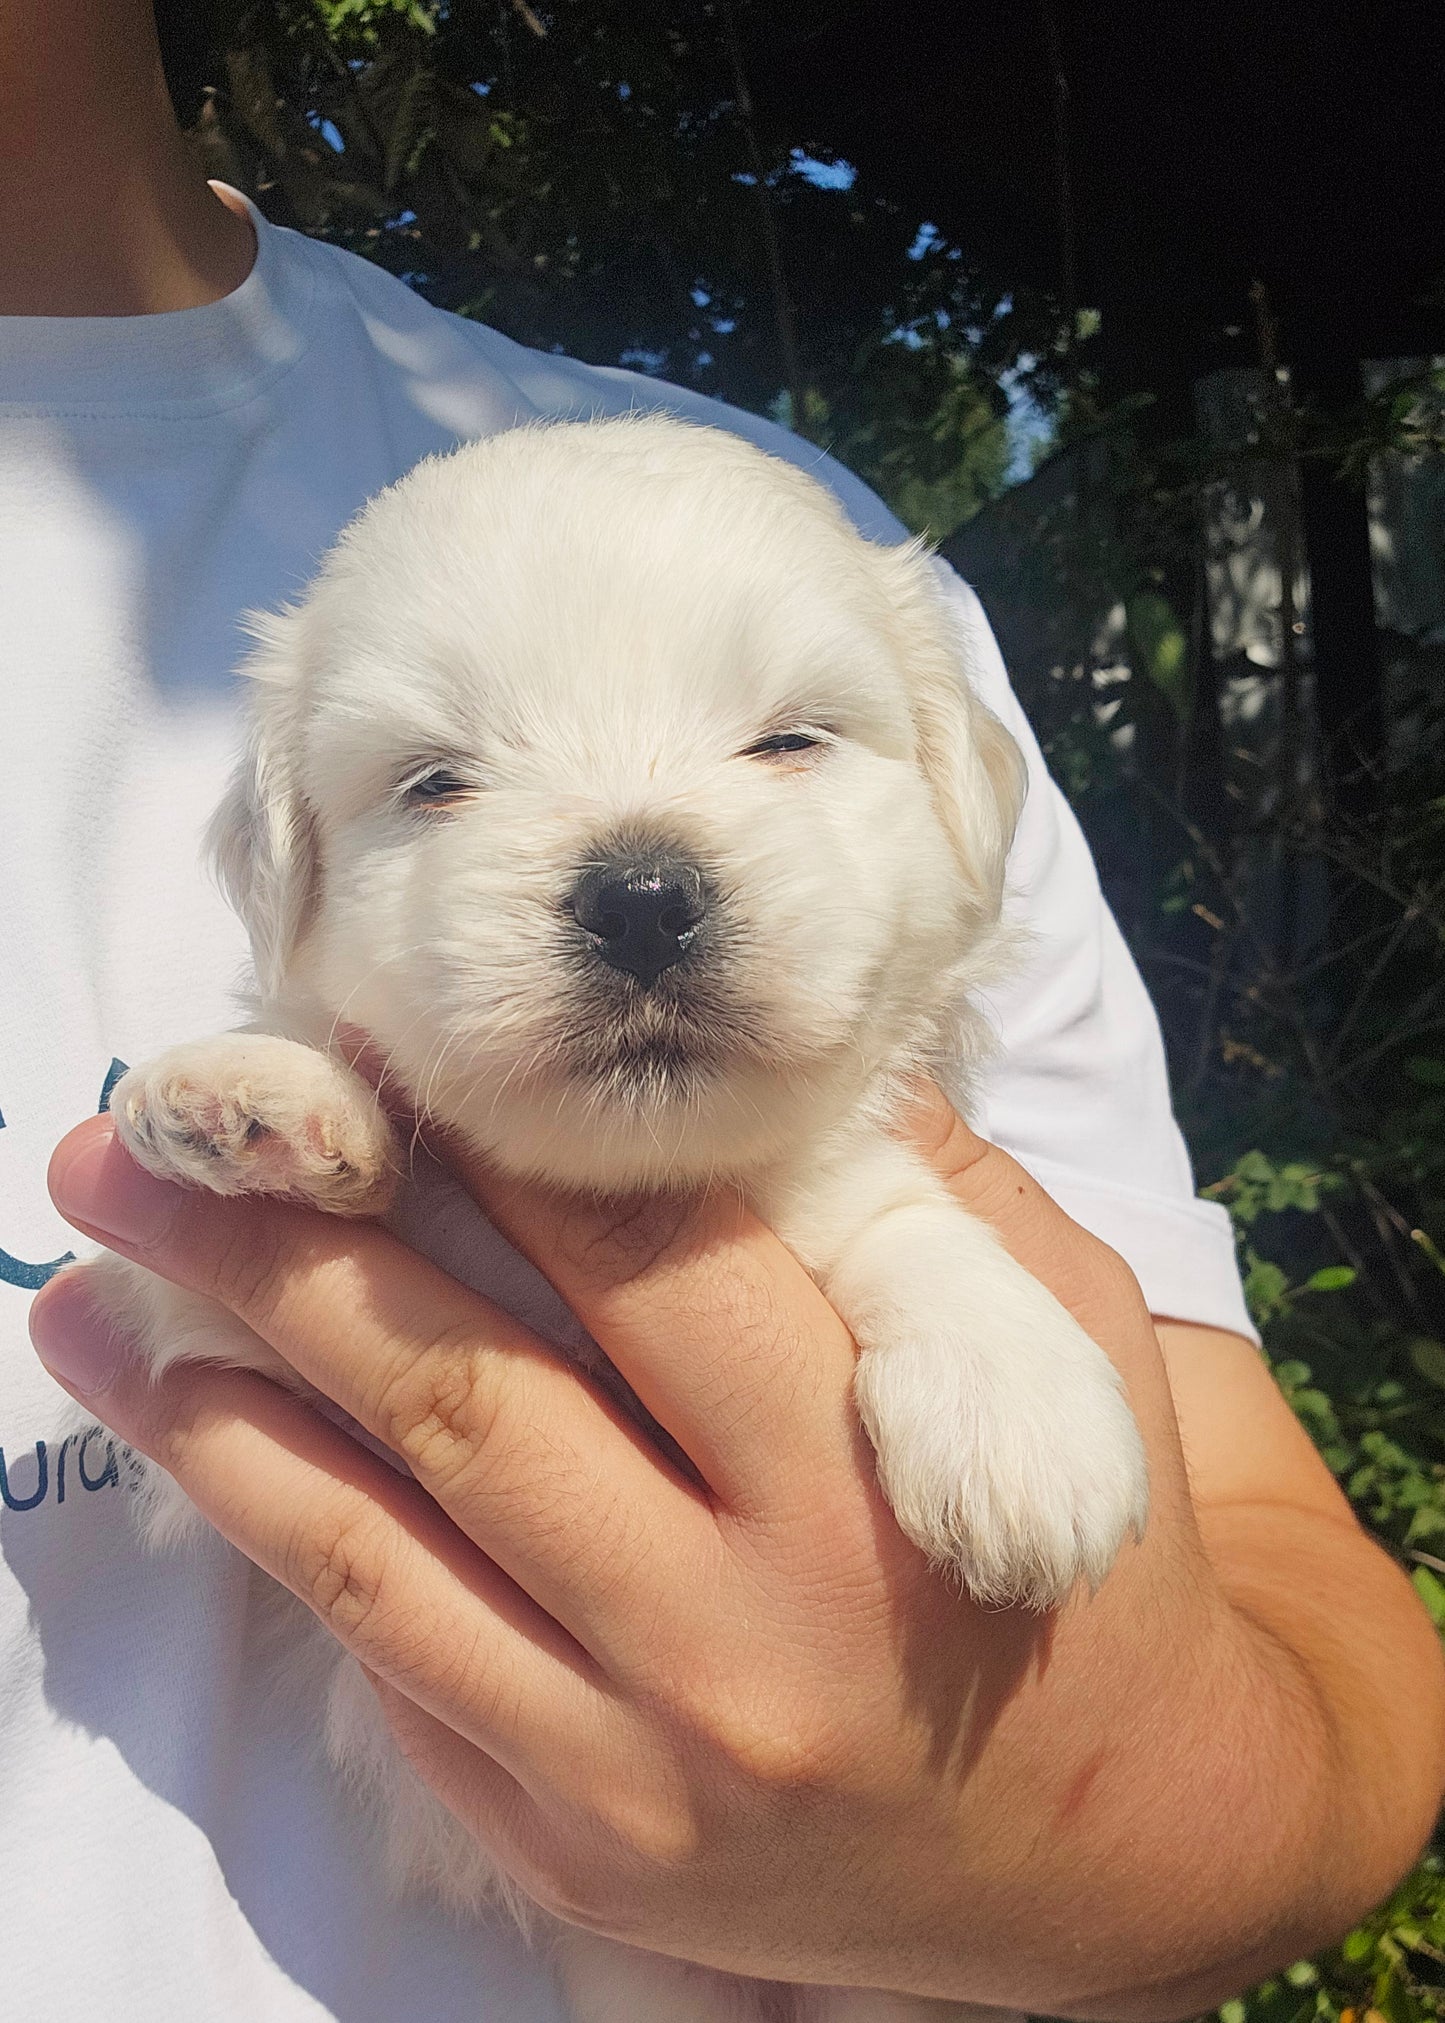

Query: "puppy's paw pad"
<box><xmin>857</xmin><ymin>1336</ymin><xmax>1149</xmax><ymax>1611</ymax></box>
<box><xmin>113</xmin><ymin>1037</ymin><xmax>396</xmax><ymax>1214</ymax></box>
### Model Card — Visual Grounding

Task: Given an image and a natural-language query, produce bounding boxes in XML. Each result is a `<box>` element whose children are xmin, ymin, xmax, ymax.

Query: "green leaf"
<box><xmin>1125</xmin><ymin>589</ymin><xmax>1191</xmax><ymax>719</ymax></box>
<box><xmin>1376</xmin><ymin>1965</ymin><xmax>1427</xmax><ymax>2023</ymax></box>
<box><xmin>1410</xmin><ymin>1564</ymin><xmax>1445</xmax><ymax>1629</ymax></box>
<box><xmin>1406</xmin><ymin>1057</ymin><xmax>1445</xmax><ymax>1086</ymax></box>
<box><xmin>1408</xmin><ymin>1337</ymin><xmax>1445</xmax><ymax>1391</ymax></box>
<box><xmin>1293</xmin><ymin>1389</ymin><xmax>1339</xmax><ymax>1426</ymax></box>
<box><xmin>1245</xmin><ymin>1258</ymin><xmax>1290</xmax><ymax>1318</ymax></box>
<box><xmin>1267</xmin><ymin>1164</ymin><xmax>1322</xmax><ymax>1213</ymax></box>
<box><xmin>1306</xmin><ymin>1265</ymin><xmax>1357</xmax><ymax>1292</ymax></box>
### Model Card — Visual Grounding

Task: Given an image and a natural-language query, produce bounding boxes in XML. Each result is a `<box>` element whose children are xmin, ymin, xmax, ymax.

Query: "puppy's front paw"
<box><xmin>113</xmin><ymin>1034</ymin><xmax>397</xmax><ymax>1216</ymax></box>
<box><xmin>854</xmin><ymin>1300</ymin><xmax>1149</xmax><ymax>1611</ymax></box>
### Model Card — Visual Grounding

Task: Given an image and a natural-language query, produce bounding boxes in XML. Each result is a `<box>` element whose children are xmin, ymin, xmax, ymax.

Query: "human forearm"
<box><xmin>988</xmin><ymin>1461</ymin><xmax>1444</xmax><ymax>2020</ymax></box>
<box><xmin>1125</xmin><ymin>1501</ymin><xmax>1445</xmax><ymax>2018</ymax></box>
<box><xmin>924</xmin><ymin>1531</ymin><xmax>1429</xmax><ymax>2021</ymax></box>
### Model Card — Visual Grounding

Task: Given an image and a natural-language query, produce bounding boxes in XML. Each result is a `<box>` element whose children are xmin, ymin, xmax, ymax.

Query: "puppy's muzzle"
<box><xmin>570</xmin><ymin>856</ymin><xmax>707</xmax><ymax>989</ymax></box>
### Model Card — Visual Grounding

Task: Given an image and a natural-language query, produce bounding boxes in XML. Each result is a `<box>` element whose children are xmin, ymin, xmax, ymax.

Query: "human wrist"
<box><xmin>903</xmin><ymin>1567</ymin><xmax>1306</xmax><ymax>2015</ymax></box>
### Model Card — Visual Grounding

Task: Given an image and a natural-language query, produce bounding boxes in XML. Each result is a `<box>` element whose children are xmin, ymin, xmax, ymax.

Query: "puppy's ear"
<box><xmin>206</xmin><ymin>614</ymin><xmax>321</xmax><ymax>1001</ymax></box>
<box><xmin>880</xmin><ymin>543</ymin><xmax>1027</xmax><ymax>921</ymax></box>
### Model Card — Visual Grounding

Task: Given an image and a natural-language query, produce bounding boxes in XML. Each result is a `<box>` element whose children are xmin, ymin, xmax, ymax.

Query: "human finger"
<box><xmin>896</xmin><ymin>1081</ymin><xmax>1156</xmax><ymax>1344</ymax></box>
<box><xmin>343</xmin><ymin>1036</ymin><xmax>862</xmax><ymax>1520</ymax></box>
<box><xmin>437</xmin><ymin>1147</ymin><xmax>864</xmax><ymax>1525</ymax></box>
<box><xmin>27</xmin><ymin>1263</ymin><xmax>617</xmax><ymax>1793</ymax></box>
<box><xmin>43</xmin><ymin>1115</ymin><xmax>719</xmax><ymax>1658</ymax></box>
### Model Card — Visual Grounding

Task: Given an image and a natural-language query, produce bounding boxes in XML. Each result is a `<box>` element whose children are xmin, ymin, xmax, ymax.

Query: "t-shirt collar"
<box><xmin>0</xmin><ymin>186</ymin><xmax>314</xmax><ymax>417</ymax></box>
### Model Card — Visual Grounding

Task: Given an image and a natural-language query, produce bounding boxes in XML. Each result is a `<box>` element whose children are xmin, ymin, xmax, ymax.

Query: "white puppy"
<box><xmin>84</xmin><ymin>417</ymin><xmax>1148</xmax><ymax>2023</ymax></box>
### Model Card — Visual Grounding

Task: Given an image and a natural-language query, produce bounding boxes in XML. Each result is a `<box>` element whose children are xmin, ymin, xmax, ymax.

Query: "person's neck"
<box><xmin>0</xmin><ymin>0</ymin><xmax>256</xmax><ymax>316</ymax></box>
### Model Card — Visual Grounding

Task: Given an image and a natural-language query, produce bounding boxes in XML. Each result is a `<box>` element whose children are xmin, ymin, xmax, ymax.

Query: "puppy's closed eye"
<box><xmin>740</xmin><ymin>728</ymin><xmax>832</xmax><ymax>764</ymax></box>
<box><xmin>398</xmin><ymin>762</ymin><xmax>478</xmax><ymax>811</ymax></box>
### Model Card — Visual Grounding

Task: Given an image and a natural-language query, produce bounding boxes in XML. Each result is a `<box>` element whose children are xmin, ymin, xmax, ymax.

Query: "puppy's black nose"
<box><xmin>570</xmin><ymin>858</ymin><xmax>706</xmax><ymax>988</ymax></box>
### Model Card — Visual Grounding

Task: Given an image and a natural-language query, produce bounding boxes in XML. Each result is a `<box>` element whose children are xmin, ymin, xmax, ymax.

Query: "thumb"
<box><xmin>895</xmin><ymin>1079</ymin><xmax>1066</xmax><ymax>1245</ymax></box>
<box><xmin>895</xmin><ymin>1081</ymin><xmax>1146</xmax><ymax>1334</ymax></box>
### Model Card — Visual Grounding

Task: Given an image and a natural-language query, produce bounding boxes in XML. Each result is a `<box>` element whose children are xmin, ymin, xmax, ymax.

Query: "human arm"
<box><xmin>29</xmin><ymin>1092</ymin><xmax>1444</xmax><ymax>2016</ymax></box>
<box><xmin>1139</xmin><ymin>1316</ymin><xmax>1443</xmax><ymax>2011</ymax></box>
<box><xmin>908</xmin><ymin>1087</ymin><xmax>1445</xmax><ymax>2018</ymax></box>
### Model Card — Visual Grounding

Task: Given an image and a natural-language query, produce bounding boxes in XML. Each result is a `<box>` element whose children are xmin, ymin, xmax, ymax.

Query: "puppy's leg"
<box><xmin>111</xmin><ymin>1032</ymin><xmax>397</xmax><ymax>1217</ymax></box>
<box><xmin>74</xmin><ymin>1033</ymin><xmax>398</xmax><ymax>1542</ymax></box>
<box><xmin>762</xmin><ymin>1137</ymin><xmax>1149</xmax><ymax>1611</ymax></box>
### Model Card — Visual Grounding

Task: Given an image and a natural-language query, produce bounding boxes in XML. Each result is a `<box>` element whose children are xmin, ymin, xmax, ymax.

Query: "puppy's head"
<box><xmin>212</xmin><ymin>418</ymin><xmax>1024</xmax><ymax>1189</ymax></box>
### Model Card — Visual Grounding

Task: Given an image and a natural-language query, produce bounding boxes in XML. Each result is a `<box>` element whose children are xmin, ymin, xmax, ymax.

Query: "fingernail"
<box><xmin>30</xmin><ymin>1272</ymin><xmax>137</xmax><ymax>1397</ymax></box>
<box><xmin>50</xmin><ymin>1126</ymin><xmax>182</xmax><ymax>1248</ymax></box>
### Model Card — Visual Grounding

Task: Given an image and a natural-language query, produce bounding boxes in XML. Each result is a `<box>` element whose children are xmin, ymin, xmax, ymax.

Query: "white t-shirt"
<box><xmin>0</xmin><ymin>192</ymin><xmax>1252</xmax><ymax>2018</ymax></box>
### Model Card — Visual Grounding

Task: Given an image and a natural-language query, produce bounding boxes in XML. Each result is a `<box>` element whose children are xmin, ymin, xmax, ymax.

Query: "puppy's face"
<box><xmin>216</xmin><ymin>421</ymin><xmax>1023</xmax><ymax>1189</ymax></box>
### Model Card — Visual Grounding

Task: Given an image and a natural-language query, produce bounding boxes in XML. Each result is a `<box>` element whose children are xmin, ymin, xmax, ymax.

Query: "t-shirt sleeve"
<box><xmin>934</xmin><ymin>564</ymin><xmax>1257</xmax><ymax>1342</ymax></box>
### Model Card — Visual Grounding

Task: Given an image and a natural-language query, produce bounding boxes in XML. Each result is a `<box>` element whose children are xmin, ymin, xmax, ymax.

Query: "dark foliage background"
<box><xmin>157</xmin><ymin>3</ymin><xmax>1445</xmax><ymax>2012</ymax></box>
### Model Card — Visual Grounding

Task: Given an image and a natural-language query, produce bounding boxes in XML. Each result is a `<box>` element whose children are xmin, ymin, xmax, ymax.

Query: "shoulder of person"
<box><xmin>285</xmin><ymin>215</ymin><xmax>912</xmax><ymax>551</ymax></box>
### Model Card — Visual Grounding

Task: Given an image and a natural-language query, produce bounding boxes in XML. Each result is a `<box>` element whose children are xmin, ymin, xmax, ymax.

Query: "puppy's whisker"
<box><xmin>405</xmin><ymin>1015</ymin><xmax>476</xmax><ymax>1168</ymax></box>
<box><xmin>368</xmin><ymin>1013</ymin><xmax>442</xmax><ymax>1122</ymax></box>
<box><xmin>320</xmin><ymin>941</ymin><xmax>438</xmax><ymax>1058</ymax></box>
<box><xmin>420</xmin><ymin>1017</ymin><xmax>477</xmax><ymax>1135</ymax></box>
<box><xmin>480</xmin><ymin>1034</ymin><xmax>553</xmax><ymax>1126</ymax></box>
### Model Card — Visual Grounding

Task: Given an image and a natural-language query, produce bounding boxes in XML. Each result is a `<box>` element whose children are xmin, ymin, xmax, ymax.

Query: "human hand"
<box><xmin>25</xmin><ymin>1088</ymin><xmax>1333</xmax><ymax>2009</ymax></box>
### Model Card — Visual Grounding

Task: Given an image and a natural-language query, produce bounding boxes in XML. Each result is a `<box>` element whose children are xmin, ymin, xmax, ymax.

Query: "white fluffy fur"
<box><xmin>84</xmin><ymin>417</ymin><xmax>1148</xmax><ymax>2022</ymax></box>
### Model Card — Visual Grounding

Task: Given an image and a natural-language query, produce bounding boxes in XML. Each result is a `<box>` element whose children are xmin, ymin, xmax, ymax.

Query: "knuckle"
<box><xmin>1079</xmin><ymin>1235</ymin><xmax>1145</xmax><ymax>1310</ymax></box>
<box><xmin>671</xmin><ymin>1673</ymin><xmax>837</xmax><ymax>1798</ymax></box>
<box><xmin>374</xmin><ymin>1330</ymin><xmax>504</xmax><ymax>1490</ymax></box>
<box><xmin>138</xmin><ymin>1392</ymin><xmax>206</xmax><ymax>1485</ymax></box>
<box><xmin>594</xmin><ymin>1794</ymin><xmax>702</xmax><ymax>1882</ymax></box>
<box><xmin>525</xmin><ymin>1839</ymin><xmax>621</xmax><ymax>1930</ymax></box>
<box><xmin>554</xmin><ymin>1192</ymin><xmax>701</xmax><ymax>1295</ymax></box>
<box><xmin>930</xmin><ymin>1113</ymin><xmax>990</xmax><ymax>1186</ymax></box>
<box><xmin>1051</xmin><ymin>1231</ymin><xmax>1150</xmax><ymax>1341</ymax></box>
<box><xmin>539</xmin><ymin>1798</ymin><xmax>699</xmax><ymax>1928</ymax></box>
<box><xmin>202</xmin><ymin>1205</ymin><xmax>293</xmax><ymax>1330</ymax></box>
<box><xmin>713</xmin><ymin>1712</ymin><xmax>832</xmax><ymax>1796</ymax></box>
<box><xmin>291</xmin><ymin>1508</ymin><xmax>393</xmax><ymax>1647</ymax></box>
